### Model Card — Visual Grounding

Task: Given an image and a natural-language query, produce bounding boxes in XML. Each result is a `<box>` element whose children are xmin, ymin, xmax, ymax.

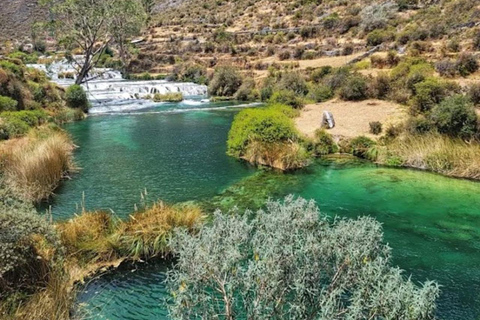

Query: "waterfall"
<box><xmin>27</xmin><ymin>59</ymin><xmax>208</xmax><ymax>114</ymax></box>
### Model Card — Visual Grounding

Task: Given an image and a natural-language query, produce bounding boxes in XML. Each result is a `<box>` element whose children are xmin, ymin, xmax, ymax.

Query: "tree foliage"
<box><xmin>208</xmin><ymin>66</ymin><xmax>243</xmax><ymax>97</ymax></box>
<box><xmin>43</xmin><ymin>0</ymin><xmax>145</xmax><ymax>84</ymax></box>
<box><xmin>167</xmin><ymin>197</ymin><xmax>440</xmax><ymax>320</ymax></box>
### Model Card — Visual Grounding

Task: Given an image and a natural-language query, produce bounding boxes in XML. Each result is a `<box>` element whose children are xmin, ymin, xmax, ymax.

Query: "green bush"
<box><xmin>1</xmin><ymin>110</ymin><xmax>48</xmax><ymax>127</ymax></box>
<box><xmin>0</xmin><ymin>117</ymin><xmax>30</xmax><ymax>140</ymax></box>
<box><xmin>410</xmin><ymin>78</ymin><xmax>448</xmax><ymax>114</ymax></box>
<box><xmin>152</xmin><ymin>92</ymin><xmax>183</xmax><ymax>102</ymax></box>
<box><xmin>208</xmin><ymin>66</ymin><xmax>243</xmax><ymax>97</ymax></box>
<box><xmin>313</xmin><ymin>130</ymin><xmax>337</xmax><ymax>155</ymax></box>
<box><xmin>467</xmin><ymin>83</ymin><xmax>480</xmax><ymax>106</ymax></box>
<box><xmin>168</xmin><ymin>197</ymin><xmax>439</xmax><ymax>320</ymax></box>
<box><xmin>430</xmin><ymin>95</ymin><xmax>477</xmax><ymax>139</ymax></box>
<box><xmin>227</xmin><ymin>106</ymin><xmax>299</xmax><ymax>156</ymax></box>
<box><xmin>367</xmin><ymin>29</ymin><xmax>394</xmax><ymax>46</ymax></box>
<box><xmin>277</xmin><ymin>72</ymin><xmax>308</xmax><ymax>95</ymax></box>
<box><xmin>324</xmin><ymin>67</ymin><xmax>351</xmax><ymax>91</ymax></box>
<box><xmin>455</xmin><ymin>53</ymin><xmax>479</xmax><ymax>77</ymax></box>
<box><xmin>369</xmin><ymin>121</ymin><xmax>383</xmax><ymax>135</ymax></box>
<box><xmin>406</xmin><ymin>116</ymin><xmax>432</xmax><ymax>135</ymax></box>
<box><xmin>0</xmin><ymin>198</ymin><xmax>61</xmax><ymax>293</ymax></box>
<box><xmin>234</xmin><ymin>78</ymin><xmax>258</xmax><ymax>101</ymax></box>
<box><xmin>339</xmin><ymin>75</ymin><xmax>369</xmax><ymax>101</ymax></box>
<box><xmin>310</xmin><ymin>66</ymin><xmax>332</xmax><ymax>83</ymax></box>
<box><xmin>369</xmin><ymin>72</ymin><xmax>391</xmax><ymax>99</ymax></box>
<box><xmin>65</xmin><ymin>85</ymin><xmax>89</xmax><ymax>112</ymax></box>
<box><xmin>0</xmin><ymin>95</ymin><xmax>18</xmax><ymax>111</ymax></box>
<box><xmin>0</xmin><ymin>60</ymin><xmax>24</xmax><ymax>77</ymax></box>
<box><xmin>349</xmin><ymin>136</ymin><xmax>376</xmax><ymax>158</ymax></box>
<box><xmin>308</xmin><ymin>85</ymin><xmax>334</xmax><ymax>103</ymax></box>
<box><xmin>268</xmin><ymin>90</ymin><xmax>304</xmax><ymax>109</ymax></box>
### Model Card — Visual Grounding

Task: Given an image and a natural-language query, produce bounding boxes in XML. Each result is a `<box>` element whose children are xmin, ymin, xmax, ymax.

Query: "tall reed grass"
<box><xmin>243</xmin><ymin>140</ymin><xmax>311</xmax><ymax>170</ymax></box>
<box><xmin>58</xmin><ymin>202</ymin><xmax>203</xmax><ymax>264</ymax></box>
<box><xmin>114</xmin><ymin>202</ymin><xmax>203</xmax><ymax>259</ymax></box>
<box><xmin>0</xmin><ymin>128</ymin><xmax>75</xmax><ymax>202</ymax></box>
<box><xmin>380</xmin><ymin>133</ymin><xmax>480</xmax><ymax>179</ymax></box>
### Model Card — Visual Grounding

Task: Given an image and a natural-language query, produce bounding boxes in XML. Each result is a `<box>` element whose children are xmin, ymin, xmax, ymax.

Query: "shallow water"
<box><xmin>43</xmin><ymin>101</ymin><xmax>257</xmax><ymax>219</ymax></box>
<box><xmin>50</xmin><ymin>102</ymin><xmax>480</xmax><ymax>319</ymax></box>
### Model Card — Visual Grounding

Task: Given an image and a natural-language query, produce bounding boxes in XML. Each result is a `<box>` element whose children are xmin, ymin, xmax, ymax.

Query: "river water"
<box><xmin>29</xmin><ymin>68</ymin><xmax>479</xmax><ymax>319</ymax></box>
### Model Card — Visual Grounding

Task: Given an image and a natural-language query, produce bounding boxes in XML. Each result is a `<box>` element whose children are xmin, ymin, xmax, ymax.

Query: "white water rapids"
<box><xmin>28</xmin><ymin>59</ymin><xmax>209</xmax><ymax>114</ymax></box>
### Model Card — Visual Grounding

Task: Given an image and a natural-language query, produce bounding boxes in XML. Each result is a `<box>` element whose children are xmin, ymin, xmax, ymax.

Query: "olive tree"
<box><xmin>167</xmin><ymin>196</ymin><xmax>440</xmax><ymax>320</ymax></box>
<box><xmin>42</xmin><ymin>0</ymin><xmax>145</xmax><ymax>84</ymax></box>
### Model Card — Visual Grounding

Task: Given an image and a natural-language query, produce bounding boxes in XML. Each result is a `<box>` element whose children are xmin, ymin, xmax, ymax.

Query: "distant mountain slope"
<box><xmin>0</xmin><ymin>0</ymin><xmax>48</xmax><ymax>42</ymax></box>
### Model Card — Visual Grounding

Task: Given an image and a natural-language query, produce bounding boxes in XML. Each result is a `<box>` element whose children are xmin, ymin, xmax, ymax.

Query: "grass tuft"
<box><xmin>380</xmin><ymin>133</ymin><xmax>480</xmax><ymax>179</ymax></box>
<box><xmin>0</xmin><ymin>128</ymin><xmax>75</xmax><ymax>202</ymax></box>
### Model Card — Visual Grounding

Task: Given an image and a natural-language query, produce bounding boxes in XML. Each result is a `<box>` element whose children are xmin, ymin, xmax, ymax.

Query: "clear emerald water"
<box><xmin>48</xmin><ymin>101</ymin><xmax>480</xmax><ymax>320</ymax></box>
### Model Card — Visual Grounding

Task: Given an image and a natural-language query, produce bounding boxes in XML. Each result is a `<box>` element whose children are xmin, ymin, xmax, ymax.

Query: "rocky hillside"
<box><xmin>0</xmin><ymin>0</ymin><xmax>48</xmax><ymax>42</ymax></box>
<box><xmin>129</xmin><ymin>0</ymin><xmax>480</xmax><ymax>76</ymax></box>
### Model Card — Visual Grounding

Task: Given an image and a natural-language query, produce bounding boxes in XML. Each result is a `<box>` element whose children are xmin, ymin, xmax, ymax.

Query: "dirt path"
<box><xmin>295</xmin><ymin>99</ymin><xmax>406</xmax><ymax>139</ymax></box>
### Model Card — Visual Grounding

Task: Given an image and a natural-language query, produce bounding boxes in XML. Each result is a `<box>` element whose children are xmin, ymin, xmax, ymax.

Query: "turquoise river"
<box><xmin>44</xmin><ymin>100</ymin><xmax>480</xmax><ymax>320</ymax></box>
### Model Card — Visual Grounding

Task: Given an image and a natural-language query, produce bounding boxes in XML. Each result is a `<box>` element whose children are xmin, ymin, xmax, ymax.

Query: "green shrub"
<box><xmin>234</xmin><ymin>78</ymin><xmax>258</xmax><ymax>101</ymax></box>
<box><xmin>339</xmin><ymin>75</ymin><xmax>369</xmax><ymax>101</ymax></box>
<box><xmin>1</xmin><ymin>110</ymin><xmax>48</xmax><ymax>127</ymax></box>
<box><xmin>0</xmin><ymin>95</ymin><xmax>18</xmax><ymax>111</ymax></box>
<box><xmin>0</xmin><ymin>60</ymin><xmax>24</xmax><ymax>77</ymax></box>
<box><xmin>310</xmin><ymin>66</ymin><xmax>332</xmax><ymax>83</ymax></box>
<box><xmin>369</xmin><ymin>121</ymin><xmax>383</xmax><ymax>135</ymax></box>
<box><xmin>410</xmin><ymin>78</ymin><xmax>448</xmax><ymax>114</ymax></box>
<box><xmin>308</xmin><ymin>85</ymin><xmax>334</xmax><ymax>103</ymax></box>
<box><xmin>406</xmin><ymin>116</ymin><xmax>432</xmax><ymax>135</ymax></box>
<box><xmin>455</xmin><ymin>53</ymin><xmax>479</xmax><ymax>77</ymax></box>
<box><xmin>277</xmin><ymin>72</ymin><xmax>308</xmax><ymax>95</ymax></box>
<box><xmin>65</xmin><ymin>85</ymin><xmax>89</xmax><ymax>112</ymax></box>
<box><xmin>7</xmin><ymin>51</ymin><xmax>39</xmax><ymax>64</ymax></box>
<box><xmin>0</xmin><ymin>199</ymin><xmax>61</xmax><ymax>294</ymax></box>
<box><xmin>324</xmin><ymin>67</ymin><xmax>351</xmax><ymax>91</ymax></box>
<box><xmin>349</xmin><ymin>136</ymin><xmax>376</xmax><ymax>158</ymax></box>
<box><xmin>227</xmin><ymin>106</ymin><xmax>299</xmax><ymax>157</ymax></box>
<box><xmin>313</xmin><ymin>130</ymin><xmax>337</xmax><ymax>155</ymax></box>
<box><xmin>430</xmin><ymin>95</ymin><xmax>477</xmax><ymax>139</ymax></box>
<box><xmin>168</xmin><ymin>197</ymin><xmax>439</xmax><ymax>320</ymax></box>
<box><xmin>268</xmin><ymin>90</ymin><xmax>304</xmax><ymax>109</ymax></box>
<box><xmin>208</xmin><ymin>66</ymin><xmax>243</xmax><ymax>97</ymax></box>
<box><xmin>369</xmin><ymin>72</ymin><xmax>391</xmax><ymax>99</ymax></box>
<box><xmin>0</xmin><ymin>117</ymin><xmax>30</xmax><ymax>140</ymax></box>
<box><xmin>152</xmin><ymin>92</ymin><xmax>183</xmax><ymax>102</ymax></box>
<box><xmin>474</xmin><ymin>28</ymin><xmax>480</xmax><ymax>50</ymax></box>
<box><xmin>366</xmin><ymin>29</ymin><xmax>394</xmax><ymax>46</ymax></box>
<box><xmin>467</xmin><ymin>83</ymin><xmax>480</xmax><ymax>106</ymax></box>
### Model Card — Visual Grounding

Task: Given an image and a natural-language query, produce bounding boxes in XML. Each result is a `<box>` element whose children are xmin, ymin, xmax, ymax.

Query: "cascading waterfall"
<box><xmin>27</xmin><ymin>59</ymin><xmax>208</xmax><ymax>114</ymax></box>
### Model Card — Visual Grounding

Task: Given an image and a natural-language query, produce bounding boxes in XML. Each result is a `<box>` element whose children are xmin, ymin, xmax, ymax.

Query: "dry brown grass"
<box><xmin>0</xmin><ymin>128</ymin><xmax>75</xmax><ymax>202</ymax></box>
<box><xmin>58</xmin><ymin>211</ymin><xmax>118</xmax><ymax>263</ymax></box>
<box><xmin>114</xmin><ymin>202</ymin><xmax>203</xmax><ymax>259</ymax></box>
<box><xmin>243</xmin><ymin>140</ymin><xmax>310</xmax><ymax>171</ymax></box>
<box><xmin>381</xmin><ymin>134</ymin><xmax>480</xmax><ymax>180</ymax></box>
<box><xmin>8</xmin><ymin>272</ymin><xmax>72</xmax><ymax>320</ymax></box>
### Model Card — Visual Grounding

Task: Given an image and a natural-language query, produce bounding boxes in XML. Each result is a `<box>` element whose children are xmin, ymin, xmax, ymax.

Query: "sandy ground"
<box><xmin>295</xmin><ymin>99</ymin><xmax>406</xmax><ymax>139</ymax></box>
